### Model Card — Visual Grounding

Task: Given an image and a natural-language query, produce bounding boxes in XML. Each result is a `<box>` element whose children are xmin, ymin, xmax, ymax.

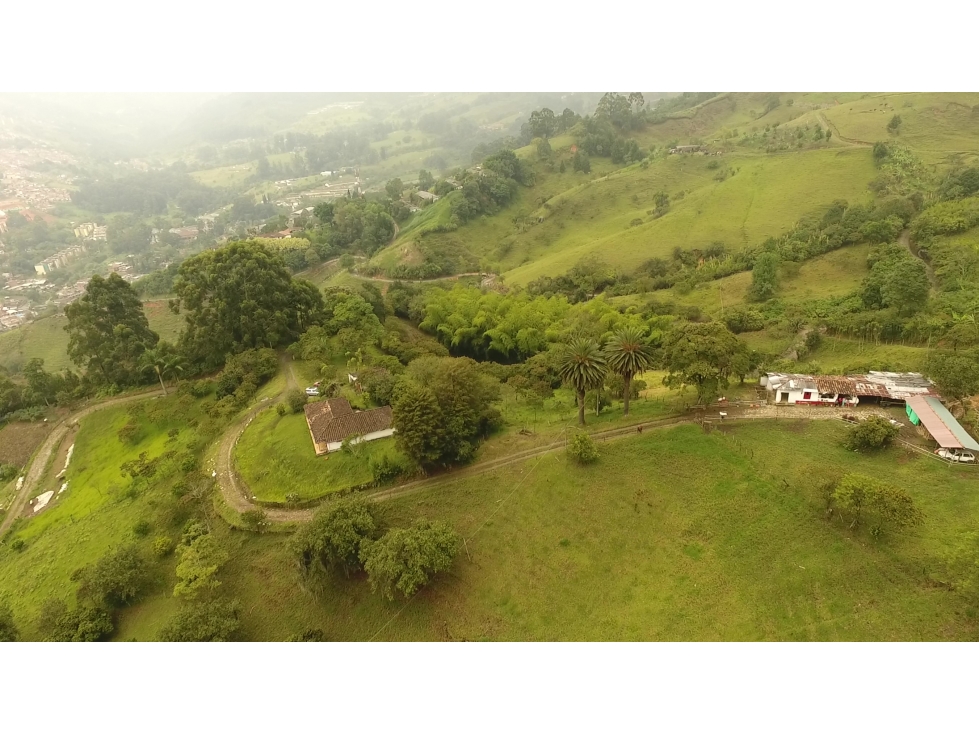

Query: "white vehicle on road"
<box><xmin>935</xmin><ymin>448</ymin><xmax>976</xmax><ymax>463</ymax></box>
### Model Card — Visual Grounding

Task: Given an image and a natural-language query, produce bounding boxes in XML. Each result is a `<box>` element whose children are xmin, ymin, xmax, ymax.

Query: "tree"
<box><xmin>661</xmin><ymin>322</ymin><xmax>747</xmax><ymax>404</ymax></box>
<box><xmin>360</xmin><ymin>520</ymin><xmax>460</xmax><ymax>601</ymax></box>
<box><xmin>65</xmin><ymin>273</ymin><xmax>160</xmax><ymax>386</ymax></box>
<box><xmin>392</xmin><ymin>357</ymin><xmax>501</xmax><ymax>468</ymax></box>
<box><xmin>536</xmin><ymin>137</ymin><xmax>552</xmax><ymax>159</ymax></box>
<box><xmin>830</xmin><ymin>473</ymin><xmax>923</xmax><ymax>537</ymax></box>
<box><xmin>558</xmin><ymin>339</ymin><xmax>607</xmax><ymax>426</ymax></box>
<box><xmin>173</xmin><ymin>533</ymin><xmax>230</xmax><ymax>599</ymax></box>
<box><xmin>172</xmin><ymin>240</ymin><xmax>324</xmax><ymax>371</ymax></box>
<box><xmin>159</xmin><ymin>599</ymin><xmax>242</xmax><ymax>642</ymax></box>
<box><xmin>392</xmin><ymin>383</ymin><xmax>446</xmax><ymax>468</ymax></box>
<box><xmin>572</xmin><ymin>151</ymin><xmax>591</xmax><ymax>173</ymax></box>
<box><xmin>417</xmin><ymin>169</ymin><xmax>435</xmax><ymax>191</ymax></box>
<box><xmin>926</xmin><ymin>350</ymin><xmax>979</xmax><ymax>402</ymax></box>
<box><xmin>567</xmin><ymin>430</ymin><xmax>599</xmax><ymax>464</ymax></box>
<box><xmin>385</xmin><ymin>178</ymin><xmax>404</xmax><ymax>200</ymax></box>
<box><xmin>604</xmin><ymin>326</ymin><xmax>655</xmax><ymax>416</ymax></box>
<box><xmin>844</xmin><ymin>415</ymin><xmax>900</xmax><ymax>452</ymax></box>
<box><xmin>749</xmin><ymin>251</ymin><xmax>780</xmax><ymax>301</ymax></box>
<box><xmin>291</xmin><ymin>496</ymin><xmax>378</xmax><ymax>579</ymax></box>
<box><xmin>76</xmin><ymin>544</ymin><xmax>150</xmax><ymax>608</ymax></box>
<box><xmin>139</xmin><ymin>345</ymin><xmax>184</xmax><ymax>396</ymax></box>
<box><xmin>528</xmin><ymin>108</ymin><xmax>558</xmax><ymax>139</ymax></box>
<box><xmin>880</xmin><ymin>257</ymin><xmax>930</xmax><ymax>315</ymax></box>
<box><xmin>0</xmin><ymin>601</ymin><xmax>17</xmax><ymax>642</ymax></box>
<box><xmin>887</xmin><ymin>114</ymin><xmax>903</xmax><ymax>134</ymax></box>
<box><xmin>45</xmin><ymin>604</ymin><xmax>115</xmax><ymax>642</ymax></box>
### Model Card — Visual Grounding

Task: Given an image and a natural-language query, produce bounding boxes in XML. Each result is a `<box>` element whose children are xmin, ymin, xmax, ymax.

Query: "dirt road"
<box><xmin>209</xmin><ymin>397</ymin><xmax>893</xmax><ymax>526</ymax></box>
<box><xmin>0</xmin><ymin>388</ymin><xmax>162</xmax><ymax>537</ymax></box>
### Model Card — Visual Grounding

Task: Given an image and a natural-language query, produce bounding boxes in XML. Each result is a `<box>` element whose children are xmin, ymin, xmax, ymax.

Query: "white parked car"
<box><xmin>935</xmin><ymin>448</ymin><xmax>976</xmax><ymax>463</ymax></box>
<box><xmin>305</xmin><ymin>387</ymin><xmax>320</xmax><ymax>397</ymax></box>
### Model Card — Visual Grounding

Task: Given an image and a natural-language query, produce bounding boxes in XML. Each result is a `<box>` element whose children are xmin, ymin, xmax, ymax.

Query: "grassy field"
<box><xmin>189</xmin><ymin>419</ymin><xmax>979</xmax><ymax>641</ymax></box>
<box><xmin>0</xmin><ymin>301</ymin><xmax>185</xmax><ymax>374</ymax></box>
<box><xmin>821</xmin><ymin>93</ymin><xmax>979</xmax><ymax>164</ymax></box>
<box><xmin>0</xmin><ymin>392</ymin><xmax>223</xmax><ymax>638</ymax></box>
<box><xmin>370</xmin><ymin>144</ymin><xmax>877</xmax><ymax>285</ymax></box>
<box><xmin>190</xmin><ymin>162</ymin><xmax>254</xmax><ymax>187</ymax></box>
<box><xmin>235</xmin><ymin>408</ymin><xmax>406</xmax><ymax>503</ymax></box>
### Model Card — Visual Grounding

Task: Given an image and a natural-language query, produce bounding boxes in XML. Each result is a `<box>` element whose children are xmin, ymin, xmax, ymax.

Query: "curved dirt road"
<box><xmin>0</xmin><ymin>388</ymin><xmax>162</xmax><ymax>537</ymax></box>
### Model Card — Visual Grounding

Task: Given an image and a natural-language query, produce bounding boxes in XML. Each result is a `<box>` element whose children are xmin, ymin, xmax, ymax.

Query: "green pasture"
<box><xmin>214</xmin><ymin>420</ymin><xmax>979</xmax><ymax>641</ymax></box>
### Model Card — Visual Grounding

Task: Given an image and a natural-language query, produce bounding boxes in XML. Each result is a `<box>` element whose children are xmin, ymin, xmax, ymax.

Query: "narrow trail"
<box><xmin>0</xmin><ymin>388</ymin><xmax>162</xmax><ymax>537</ymax></box>
<box><xmin>899</xmin><ymin>228</ymin><xmax>939</xmax><ymax>289</ymax></box>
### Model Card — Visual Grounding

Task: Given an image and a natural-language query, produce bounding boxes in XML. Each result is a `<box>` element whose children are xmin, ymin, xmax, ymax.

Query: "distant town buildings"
<box><xmin>34</xmin><ymin>244</ymin><xmax>88</xmax><ymax>276</ymax></box>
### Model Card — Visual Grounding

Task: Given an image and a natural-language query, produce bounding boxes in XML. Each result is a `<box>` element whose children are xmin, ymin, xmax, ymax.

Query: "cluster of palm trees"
<box><xmin>557</xmin><ymin>326</ymin><xmax>656</xmax><ymax>426</ymax></box>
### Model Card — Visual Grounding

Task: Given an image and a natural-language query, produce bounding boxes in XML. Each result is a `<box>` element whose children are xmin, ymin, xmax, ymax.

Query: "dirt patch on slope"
<box><xmin>0</xmin><ymin>421</ymin><xmax>54</xmax><ymax>467</ymax></box>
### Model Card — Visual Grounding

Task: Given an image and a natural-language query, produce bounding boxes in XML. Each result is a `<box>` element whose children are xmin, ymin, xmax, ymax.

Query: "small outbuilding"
<box><xmin>906</xmin><ymin>395</ymin><xmax>979</xmax><ymax>453</ymax></box>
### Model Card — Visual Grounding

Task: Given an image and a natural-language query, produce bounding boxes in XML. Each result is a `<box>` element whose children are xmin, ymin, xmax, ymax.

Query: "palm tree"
<box><xmin>604</xmin><ymin>326</ymin><xmax>655</xmax><ymax>417</ymax></box>
<box><xmin>558</xmin><ymin>338</ymin><xmax>607</xmax><ymax>426</ymax></box>
<box><xmin>140</xmin><ymin>348</ymin><xmax>185</xmax><ymax>396</ymax></box>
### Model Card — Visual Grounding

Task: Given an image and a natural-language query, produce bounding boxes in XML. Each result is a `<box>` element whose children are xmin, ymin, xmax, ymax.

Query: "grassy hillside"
<box><xmin>368</xmin><ymin>92</ymin><xmax>979</xmax><ymax>285</ymax></box>
<box><xmin>0</xmin><ymin>300</ymin><xmax>184</xmax><ymax>374</ymax></box>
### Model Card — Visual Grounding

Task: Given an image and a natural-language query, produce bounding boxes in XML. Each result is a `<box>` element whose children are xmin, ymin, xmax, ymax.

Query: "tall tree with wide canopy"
<box><xmin>65</xmin><ymin>273</ymin><xmax>159</xmax><ymax>387</ymax></box>
<box><xmin>171</xmin><ymin>240</ymin><xmax>324</xmax><ymax>371</ymax></box>
<box><xmin>558</xmin><ymin>338</ymin><xmax>607</xmax><ymax>426</ymax></box>
<box><xmin>661</xmin><ymin>321</ymin><xmax>748</xmax><ymax>404</ymax></box>
<box><xmin>604</xmin><ymin>326</ymin><xmax>655</xmax><ymax>416</ymax></box>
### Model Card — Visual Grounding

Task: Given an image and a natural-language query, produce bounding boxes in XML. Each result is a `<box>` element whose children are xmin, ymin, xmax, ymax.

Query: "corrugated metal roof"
<box><xmin>906</xmin><ymin>396</ymin><xmax>979</xmax><ymax>451</ymax></box>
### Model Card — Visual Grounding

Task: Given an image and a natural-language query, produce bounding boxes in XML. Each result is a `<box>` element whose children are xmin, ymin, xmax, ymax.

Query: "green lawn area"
<box><xmin>235</xmin><ymin>408</ymin><xmax>405</xmax><ymax>503</ymax></box>
<box><xmin>207</xmin><ymin>419</ymin><xmax>979</xmax><ymax>641</ymax></box>
<box><xmin>190</xmin><ymin>162</ymin><xmax>254</xmax><ymax>188</ymax></box>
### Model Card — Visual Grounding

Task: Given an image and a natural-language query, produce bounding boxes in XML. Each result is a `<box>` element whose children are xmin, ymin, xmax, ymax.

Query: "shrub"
<box><xmin>152</xmin><ymin>535</ymin><xmax>175</xmax><ymax>558</ymax></box>
<box><xmin>360</xmin><ymin>520</ymin><xmax>460</xmax><ymax>600</ymax></box>
<box><xmin>567</xmin><ymin>431</ymin><xmax>599</xmax><ymax>464</ymax></box>
<box><xmin>174</xmin><ymin>533</ymin><xmax>230</xmax><ymax>599</ymax></box>
<box><xmin>369</xmin><ymin>454</ymin><xmax>406</xmax><ymax>485</ymax></box>
<box><xmin>276</xmin><ymin>402</ymin><xmax>287</xmax><ymax>417</ymax></box>
<box><xmin>47</xmin><ymin>606</ymin><xmax>114</xmax><ymax>642</ymax></box>
<box><xmin>189</xmin><ymin>380</ymin><xmax>213</xmax><ymax>398</ymax></box>
<box><xmin>158</xmin><ymin>599</ymin><xmax>242</xmax><ymax>642</ymax></box>
<box><xmin>132</xmin><ymin>520</ymin><xmax>151</xmax><ymax>537</ymax></box>
<box><xmin>10</xmin><ymin>538</ymin><xmax>25</xmax><ymax>552</ymax></box>
<box><xmin>286</xmin><ymin>389</ymin><xmax>308</xmax><ymax>414</ymax></box>
<box><xmin>117</xmin><ymin>419</ymin><xmax>142</xmax><ymax>445</ymax></box>
<box><xmin>76</xmin><ymin>544</ymin><xmax>150</xmax><ymax>608</ymax></box>
<box><xmin>0</xmin><ymin>601</ymin><xmax>18</xmax><ymax>642</ymax></box>
<box><xmin>844</xmin><ymin>415</ymin><xmax>900</xmax><ymax>451</ymax></box>
<box><xmin>0</xmin><ymin>463</ymin><xmax>18</xmax><ymax>483</ymax></box>
<box><xmin>286</xmin><ymin>628</ymin><xmax>325</xmax><ymax>641</ymax></box>
<box><xmin>830</xmin><ymin>472</ymin><xmax>923</xmax><ymax>538</ymax></box>
<box><xmin>240</xmin><ymin>509</ymin><xmax>270</xmax><ymax>533</ymax></box>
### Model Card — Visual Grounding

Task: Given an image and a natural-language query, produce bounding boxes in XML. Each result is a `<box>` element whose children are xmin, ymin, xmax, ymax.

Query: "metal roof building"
<box><xmin>905</xmin><ymin>395</ymin><xmax>979</xmax><ymax>451</ymax></box>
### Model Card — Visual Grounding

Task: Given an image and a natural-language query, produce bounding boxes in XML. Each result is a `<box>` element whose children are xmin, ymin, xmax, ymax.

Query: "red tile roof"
<box><xmin>304</xmin><ymin>398</ymin><xmax>393</xmax><ymax>455</ymax></box>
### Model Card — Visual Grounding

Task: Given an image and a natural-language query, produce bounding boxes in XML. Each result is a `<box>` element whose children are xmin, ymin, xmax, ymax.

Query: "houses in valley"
<box><xmin>303</xmin><ymin>397</ymin><xmax>394</xmax><ymax>456</ymax></box>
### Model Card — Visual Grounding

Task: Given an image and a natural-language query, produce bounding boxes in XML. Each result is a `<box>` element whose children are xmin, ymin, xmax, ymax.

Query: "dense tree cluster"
<box><xmin>391</xmin><ymin>356</ymin><xmax>502</xmax><ymax>468</ymax></box>
<box><xmin>74</xmin><ymin>167</ymin><xmax>225</xmax><ymax>216</ymax></box>
<box><xmin>171</xmin><ymin>240</ymin><xmax>324</xmax><ymax>371</ymax></box>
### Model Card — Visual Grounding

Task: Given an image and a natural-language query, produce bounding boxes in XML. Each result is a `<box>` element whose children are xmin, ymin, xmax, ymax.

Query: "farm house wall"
<box><xmin>325</xmin><ymin>427</ymin><xmax>396</xmax><ymax>453</ymax></box>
